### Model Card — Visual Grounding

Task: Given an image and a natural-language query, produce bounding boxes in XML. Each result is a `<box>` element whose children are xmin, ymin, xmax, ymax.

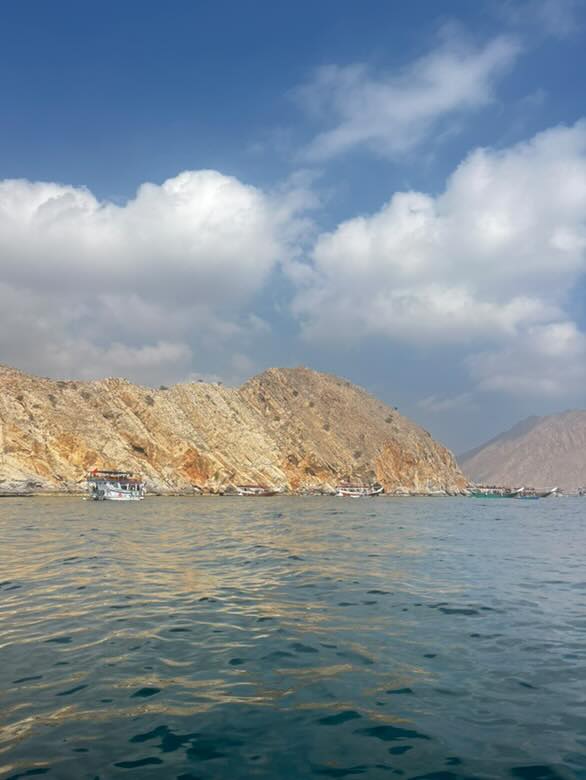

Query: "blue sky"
<box><xmin>0</xmin><ymin>0</ymin><xmax>585</xmax><ymax>452</ymax></box>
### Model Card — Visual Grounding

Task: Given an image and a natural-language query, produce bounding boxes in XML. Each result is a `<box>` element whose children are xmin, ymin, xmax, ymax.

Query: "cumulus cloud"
<box><xmin>468</xmin><ymin>321</ymin><xmax>586</xmax><ymax>398</ymax></box>
<box><xmin>0</xmin><ymin>170</ymin><xmax>311</xmax><ymax>383</ymax></box>
<box><xmin>292</xmin><ymin>121</ymin><xmax>586</xmax><ymax>397</ymax></box>
<box><xmin>0</xmin><ymin>170</ymin><xmax>305</xmax><ymax>303</ymax></box>
<box><xmin>296</xmin><ymin>33</ymin><xmax>520</xmax><ymax>161</ymax></box>
<box><xmin>0</xmin><ymin>282</ymin><xmax>192</xmax><ymax>384</ymax></box>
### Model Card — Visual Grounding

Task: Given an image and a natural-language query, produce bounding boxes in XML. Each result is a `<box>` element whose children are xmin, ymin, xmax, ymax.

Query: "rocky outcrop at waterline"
<box><xmin>0</xmin><ymin>364</ymin><xmax>467</xmax><ymax>495</ymax></box>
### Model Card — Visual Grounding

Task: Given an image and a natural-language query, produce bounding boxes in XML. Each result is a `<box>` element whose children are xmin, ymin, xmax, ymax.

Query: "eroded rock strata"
<box><xmin>0</xmin><ymin>364</ymin><xmax>466</xmax><ymax>495</ymax></box>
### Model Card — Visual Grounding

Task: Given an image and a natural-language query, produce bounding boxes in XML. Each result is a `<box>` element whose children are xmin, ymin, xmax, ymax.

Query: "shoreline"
<box><xmin>0</xmin><ymin>490</ymin><xmax>465</xmax><ymax>499</ymax></box>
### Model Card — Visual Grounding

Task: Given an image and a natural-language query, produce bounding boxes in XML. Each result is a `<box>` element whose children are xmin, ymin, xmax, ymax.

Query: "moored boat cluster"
<box><xmin>82</xmin><ymin>468</ymin><xmax>562</xmax><ymax>502</ymax></box>
<box><xmin>83</xmin><ymin>473</ymin><xmax>469</xmax><ymax>501</ymax></box>
<box><xmin>468</xmin><ymin>485</ymin><xmax>559</xmax><ymax>499</ymax></box>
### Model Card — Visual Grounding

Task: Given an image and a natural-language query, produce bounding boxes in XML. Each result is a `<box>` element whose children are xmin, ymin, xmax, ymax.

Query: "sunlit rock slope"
<box><xmin>0</xmin><ymin>364</ymin><xmax>466</xmax><ymax>495</ymax></box>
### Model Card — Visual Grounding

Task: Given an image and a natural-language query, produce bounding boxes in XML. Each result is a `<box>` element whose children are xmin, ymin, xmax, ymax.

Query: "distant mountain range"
<box><xmin>459</xmin><ymin>411</ymin><xmax>586</xmax><ymax>492</ymax></box>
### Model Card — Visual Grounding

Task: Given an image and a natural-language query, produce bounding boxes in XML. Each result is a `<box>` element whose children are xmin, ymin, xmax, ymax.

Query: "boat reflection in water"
<box><xmin>86</xmin><ymin>470</ymin><xmax>145</xmax><ymax>501</ymax></box>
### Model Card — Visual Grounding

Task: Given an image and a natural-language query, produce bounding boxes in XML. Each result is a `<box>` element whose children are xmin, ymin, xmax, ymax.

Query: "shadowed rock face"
<box><xmin>459</xmin><ymin>411</ymin><xmax>586</xmax><ymax>492</ymax></box>
<box><xmin>0</xmin><ymin>364</ymin><xmax>466</xmax><ymax>495</ymax></box>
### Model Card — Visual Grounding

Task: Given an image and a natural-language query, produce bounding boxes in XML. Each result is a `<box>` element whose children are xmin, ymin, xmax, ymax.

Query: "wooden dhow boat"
<box><xmin>515</xmin><ymin>487</ymin><xmax>559</xmax><ymax>500</ymax></box>
<box><xmin>469</xmin><ymin>485</ymin><xmax>524</xmax><ymax>498</ymax></box>
<box><xmin>469</xmin><ymin>485</ymin><xmax>558</xmax><ymax>499</ymax></box>
<box><xmin>86</xmin><ymin>470</ymin><xmax>145</xmax><ymax>501</ymax></box>
<box><xmin>236</xmin><ymin>484</ymin><xmax>279</xmax><ymax>496</ymax></box>
<box><xmin>335</xmin><ymin>482</ymin><xmax>384</xmax><ymax>497</ymax></box>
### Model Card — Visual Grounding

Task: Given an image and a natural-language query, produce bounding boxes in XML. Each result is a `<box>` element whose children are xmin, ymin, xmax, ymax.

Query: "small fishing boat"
<box><xmin>469</xmin><ymin>486</ymin><xmax>524</xmax><ymax>498</ymax></box>
<box><xmin>515</xmin><ymin>487</ymin><xmax>559</xmax><ymax>500</ymax></box>
<box><xmin>236</xmin><ymin>484</ymin><xmax>279</xmax><ymax>496</ymax></box>
<box><xmin>335</xmin><ymin>482</ymin><xmax>384</xmax><ymax>497</ymax></box>
<box><xmin>86</xmin><ymin>470</ymin><xmax>145</xmax><ymax>501</ymax></box>
<box><xmin>469</xmin><ymin>485</ymin><xmax>558</xmax><ymax>499</ymax></box>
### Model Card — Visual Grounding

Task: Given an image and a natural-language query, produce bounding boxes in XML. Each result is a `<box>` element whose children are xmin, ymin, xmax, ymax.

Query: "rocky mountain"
<box><xmin>459</xmin><ymin>411</ymin><xmax>586</xmax><ymax>492</ymax></box>
<box><xmin>0</xmin><ymin>364</ymin><xmax>466</xmax><ymax>495</ymax></box>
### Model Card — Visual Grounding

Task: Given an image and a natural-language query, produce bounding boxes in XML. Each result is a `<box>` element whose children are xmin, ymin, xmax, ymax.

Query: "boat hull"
<box><xmin>470</xmin><ymin>492</ymin><xmax>519</xmax><ymax>499</ymax></box>
<box><xmin>235</xmin><ymin>485</ymin><xmax>279</xmax><ymax>496</ymax></box>
<box><xmin>470</xmin><ymin>487</ymin><xmax>557</xmax><ymax>499</ymax></box>
<box><xmin>90</xmin><ymin>489</ymin><xmax>144</xmax><ymax>501</ymax></box>
<box><xmin>87</xmin><ymin>471</ymin><xmax>145</xmax><ymax>501</ymax></box>
<box><xmin>335</xmin><ymin>486</ymin><xmax>384</xmax><ymax>497</ymax></box>
<box><xmin>236</xmin><ymin>491</ymin><xmax>278</xmax><ymax>497</ymax></box>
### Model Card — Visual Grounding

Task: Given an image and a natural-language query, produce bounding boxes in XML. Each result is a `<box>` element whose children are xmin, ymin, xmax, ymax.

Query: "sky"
<box><xmin>0</xmin><ymin>0</ymin><xmax>585</xmax><ymax>453</ymax></box>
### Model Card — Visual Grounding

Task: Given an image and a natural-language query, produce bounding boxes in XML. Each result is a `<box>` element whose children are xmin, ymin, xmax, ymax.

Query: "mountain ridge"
<box><xmin>459</xmin><ymin>410</ymin><xmax>586</xmax><ymax>491</ymax></box>
<box><xmin>458</xmin><ymin>415</ymin><xmax>542</xmax><ymax>462</ymax></box>
<box><xmin>0</xmin><ymin>363</ymin><xmax>466</xmax><ymax>495</ymax></box>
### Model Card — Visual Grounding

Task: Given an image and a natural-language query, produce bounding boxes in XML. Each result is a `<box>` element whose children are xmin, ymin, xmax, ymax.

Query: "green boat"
<box><xmin>469</xmin><ymin>486</ymin><xmax>523</xmax><ymax>498</ymax></box>
<box><xmin>469</xmin><ymin>486</ymin><xmax>558</xmax><ymax>499</ymax></box>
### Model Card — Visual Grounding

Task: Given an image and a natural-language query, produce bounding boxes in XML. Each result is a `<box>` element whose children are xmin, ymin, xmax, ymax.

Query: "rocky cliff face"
<box><xmin>0</xmin><ymin>364</ymin><xmax>466</xmax><ymax>495</ymax></box>
<box><xmin>459</xmin><ymin>411</ymin><xmax>586</xmax><ymax>492</ymax></box>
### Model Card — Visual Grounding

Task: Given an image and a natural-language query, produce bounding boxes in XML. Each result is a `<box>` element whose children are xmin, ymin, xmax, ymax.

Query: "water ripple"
<box><xmin>1</xmin><ymin>496</ymin><xmax>585</xmax><ymax>778</ymax></box>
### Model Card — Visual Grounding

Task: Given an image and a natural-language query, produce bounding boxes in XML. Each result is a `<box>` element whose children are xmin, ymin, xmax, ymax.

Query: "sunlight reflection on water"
<box><xmin>0</xmin><ymin>496</ymin><xmax>585</xmax><ymax>779</ymax></box>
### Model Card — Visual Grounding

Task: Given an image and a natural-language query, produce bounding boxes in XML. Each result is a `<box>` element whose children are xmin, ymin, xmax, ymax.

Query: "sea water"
<box><xmin>0</xmin><ymin>496</ymin><xmax>585</xmax><ymax>779</ymax></box>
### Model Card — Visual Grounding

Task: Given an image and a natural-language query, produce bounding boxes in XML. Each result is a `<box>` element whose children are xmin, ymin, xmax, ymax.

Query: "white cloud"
<box><xmin>0</xmin><ymin>282</ymin><xmax>194</xmax><ymax>385</ymax></box>
<box><xmin>0</xmin><ymin>170</ymin><xmax>305</xmax><ymax>303</ymax></box>
<box><xmin>468</xmin><ymin>322</ymin><xmax>586</xmax><ymax>397</ymax></box>
<box><xmin>296</xmin><ymin>33</ymin><xmax>520</xmax><ymax>161</ymax></box>
<box><xmin>292</xmin><ymin>121</ymin><xmax>586</xmax><ymax>397</ymax></box>
<box><xmin>418</xmin><ymin>393</ymin><xmax>475</xmax><ymax>413</ymax></box>
<box><xmin>0</xmin><ymin>170</ymin><xmax>311</xmax><ymax>383</ymax></box>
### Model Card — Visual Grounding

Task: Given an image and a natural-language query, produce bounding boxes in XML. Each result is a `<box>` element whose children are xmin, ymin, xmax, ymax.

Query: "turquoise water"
<box><xmin>1</xmin><ymin>496</ymin><xmax>585</xmax><ymax>779</ymax></box>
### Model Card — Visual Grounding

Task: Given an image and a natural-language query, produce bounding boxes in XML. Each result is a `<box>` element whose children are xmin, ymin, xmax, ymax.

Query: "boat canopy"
<box><xmin>87</xmin><ymin>469</ymin><xmax>143</xmax><ymax>484</ymax></box>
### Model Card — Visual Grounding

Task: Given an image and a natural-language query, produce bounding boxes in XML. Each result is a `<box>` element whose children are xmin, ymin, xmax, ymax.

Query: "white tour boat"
<box><xmin>86</xmin><ymin>470</ymin><xmax>145</xmax><ymax>501</ymax></box>
<box><xmin>335</xmin><ymin>482</ymin><xmax>384</xmax><ymax>498</ymax></box>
